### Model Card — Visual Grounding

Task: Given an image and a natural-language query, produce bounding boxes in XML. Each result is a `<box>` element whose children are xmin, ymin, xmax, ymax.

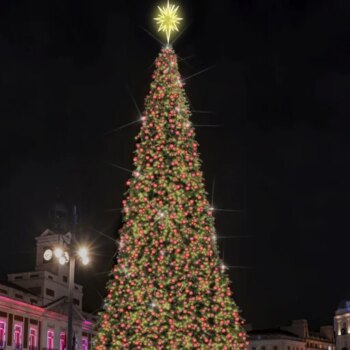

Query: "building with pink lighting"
<box><xmin>0</xmin><ymin>228</ymin><xmax>96</xmax><ymax>350</ymax></box>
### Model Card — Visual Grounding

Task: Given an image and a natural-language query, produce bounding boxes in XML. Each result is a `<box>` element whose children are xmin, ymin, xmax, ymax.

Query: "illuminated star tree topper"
<box><xmin>154</xmin><ymin>0</ymin><xmax>183</xmax><ymax>44</ymax></box>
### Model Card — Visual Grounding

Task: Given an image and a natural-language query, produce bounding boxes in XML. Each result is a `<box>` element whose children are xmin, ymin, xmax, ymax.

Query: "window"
<box><xmin>47</xmin><ymin>330</ymin><xmax>54</xmax><ymax>350</ymax></box>
<box><xmin>46</xmin><ymin>288</ymin><xmax>55</xmax><ymax>297</ymax></box>
<box><xmin>60</xmin><ymin>332</ymin><xmax>66</xmax><ymax>350</ymax></box>
<box><xmin>30</xmin><ymin>299</ymin><xmax>37</xmax><ymax>305</ymax></box>
<box><xmin>29</xmin><ymin>328</ymin><xmax>37</xmax><ymax>350</ymax></box>
<box><xmin>82</xmin><ymin>337</ymin><xmax>88</xmax><ymax>350</ymax></box>
<box><xmin>73</xmin><ymin>298</ymin><xmax>80</xmax><ymax>306</ymax></box>
<box><xmin>261</xmin><ymin>346</ymin><xmax>266</xmax><ymax>350</ymax></box>
<box><xmin>15</xmin><ymin>294</ymin><xmax>23</xmax><ymax>300</ymax></box>
<box><xmin>14</xmin><ymin>324</ymin><xmax>22</xmax><ymax>350</ymax></box>
<box><xmin>14</xmin><ymin>276</ymin><xmax>23</xmax><ymax>280</ymax></box>
<box><xmin>288</xmin><ymin>347</ymin><xmax>291</xmax><ymax>350</ymax></box>
<box><xmin>273</xmin><ymin>346</ymin><xmax>278</xmax><ymax>350</ymax></box>
<box><xmin>0</xmin><ymin>321</ymin><xmax>6</xmax><ymax>349</ymax></box>
<box><xmin>0</xmin><ymin>289</ymin><xmax>7</xmax><ymax>295</ymax></box>
<box><xmin>30</xmin><ymin>274</ymin><xmax>39</xmax><ymax>278</ymax></box>
<box><xmin>63</xmin><ymin>276</ymin><xmax>68</xmax><ymax>283</ymax></box>
<box><xmin>48</xmin><ymin>275</ymin><xmax>53</xmax><ymax>280</ymax></box>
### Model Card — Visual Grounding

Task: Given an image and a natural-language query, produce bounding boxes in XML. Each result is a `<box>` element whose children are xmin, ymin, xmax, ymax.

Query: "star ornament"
<box><xmin>154</xmin><ymin>1</ymin><xmax>183</xmax><ymax>44</ymax></box>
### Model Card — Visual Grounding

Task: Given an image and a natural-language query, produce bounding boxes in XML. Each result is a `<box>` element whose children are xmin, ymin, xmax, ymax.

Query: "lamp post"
<box><xmin>44</xmin><ymin>207</ymin><xmax>90</xmax><ymax>350</ymax></box>
<box><xmin>67</xmin><ymin>250</ymin><xmax>75</xmax><ymax>350</ymax></box>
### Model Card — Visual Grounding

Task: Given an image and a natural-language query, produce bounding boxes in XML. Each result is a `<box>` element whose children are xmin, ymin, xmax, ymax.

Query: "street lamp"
<box><xmin>43</xmin><ymin>241</ymin><xmax>90</xmax><ymax>350</ymax></box>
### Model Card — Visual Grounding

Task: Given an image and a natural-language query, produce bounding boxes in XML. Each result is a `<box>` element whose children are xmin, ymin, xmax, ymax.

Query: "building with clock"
<box><xmin>0</xmin><ymin>204</ymin><xmax>96</xmax><ymax>350</ymax></box>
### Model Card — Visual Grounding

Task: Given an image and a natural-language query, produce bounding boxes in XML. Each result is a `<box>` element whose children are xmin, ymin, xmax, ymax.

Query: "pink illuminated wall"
<box><xmin>0</xmin><ymin>321</ymin><xmax>6</xmax><ymax>348</ymax></box>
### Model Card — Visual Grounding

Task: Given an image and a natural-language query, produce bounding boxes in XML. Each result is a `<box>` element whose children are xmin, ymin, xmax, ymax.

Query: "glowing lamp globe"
<box><xmin>78</xmin><ymin>247</ymin><xmax>88</xmax><ymax>259</ymax></box>
<box><xmin>54</xmin><ymin>247</ymin><xmax>63</xmax><ymax>258</ymax></box>
<box><xmin>58</xmin><ymin>256</ymin><xmax>66</xmax><ymax>265</ymax></box>
<box><xmin>82</xmin><ymin>256</ymin><xmax>90</xmax><ymax>266</ymax></box>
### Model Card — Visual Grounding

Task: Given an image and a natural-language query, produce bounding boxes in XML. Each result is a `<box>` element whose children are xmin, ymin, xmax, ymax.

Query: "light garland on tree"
<box><xmin>94</xmin><ymin>3</ymin><xmax>247</xmax><ymax>350</ymax></box>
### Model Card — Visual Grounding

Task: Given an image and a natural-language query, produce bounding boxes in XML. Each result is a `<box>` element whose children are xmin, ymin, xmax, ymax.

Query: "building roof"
<box><xmin>248</xmin><ymin>329</ymin><xmax>299</xmax><ymax>337</ymax></box>
<box><xmin>337</xmin><ymin>300</ymin><xmax>350</xmax><ymax>310</ymax></box>
<box><xmin>0</xmin><ymin>280</ymin><xmax>38</xmax><ymax>297</ymax></box>
<box><xmin>335</xmin><ymin>300</ymin><xmax>350</xmax><ymax>315</ymax></box>
<box><xmin>248</xmin><ymin>329</ymin><xmax>302</xmax><ymax>341</ymax></box>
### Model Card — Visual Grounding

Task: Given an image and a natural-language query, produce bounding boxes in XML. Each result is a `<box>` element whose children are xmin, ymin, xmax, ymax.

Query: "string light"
<box><xmin>94</xmin><ymin>45</ymin><xmax>246</xmax><ymax>350</ymax></box>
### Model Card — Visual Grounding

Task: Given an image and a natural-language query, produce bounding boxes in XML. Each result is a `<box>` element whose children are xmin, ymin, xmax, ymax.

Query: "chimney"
<box><xmin>320</xmin><ymin>326</ymin><xmax>335</xmax><ymax>342</ymax></box>
<box><xmin>282</xmin><ymin>320</ymin><xmax>309</xmax><ymax>338</ymax></box>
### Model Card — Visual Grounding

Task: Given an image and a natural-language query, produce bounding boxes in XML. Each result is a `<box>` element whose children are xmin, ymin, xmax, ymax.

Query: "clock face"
<box><xmin>43</xmin><ymin>249</ymin><xmax>53</xmax><ymax>261</ymax></box>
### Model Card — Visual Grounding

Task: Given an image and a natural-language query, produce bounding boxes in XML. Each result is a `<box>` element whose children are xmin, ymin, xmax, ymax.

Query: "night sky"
<box><xmin>1</xmin><ymin>0</ymin><xmax>350</xmax><ymax>330</ymax></box>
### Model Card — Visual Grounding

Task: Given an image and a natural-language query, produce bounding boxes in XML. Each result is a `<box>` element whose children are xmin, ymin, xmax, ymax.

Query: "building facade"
<box><xmin>248</xmin><ymin>329</ymin><xmax>306</xmax><ymax>350</ymax></box>
<box><xmin>248</xmin><ymin>320</ymin><xmax>335</xmax><ymax>350</ymax></box>
<box><xmin>0</xmin><ymin>229</ymin><xmax>96</xmax><ymax>350</ymax></box>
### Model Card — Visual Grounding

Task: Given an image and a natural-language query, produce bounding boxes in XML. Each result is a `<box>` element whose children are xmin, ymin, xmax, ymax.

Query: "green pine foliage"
<box><xmin>94</xmin><ymin>47</ymin><xmax>247</xmax><ymax>350</ymax></box>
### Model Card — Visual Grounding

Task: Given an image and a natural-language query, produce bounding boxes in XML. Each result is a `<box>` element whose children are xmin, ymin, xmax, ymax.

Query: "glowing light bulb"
<box><xmin>78</xmin><ymin>247</ymin><xmax>88</xmax><ymax>259</ymax></box>
<box><xmin>82</xmin><ymin>256</ymin><xmax>90</xmax><ymax>266</ymax></box>
<box><xmin>54</xmin><ymin>247</ymin><xmax>63</xmax><ymax>258</ymax></box>
<box><xmin>58</xmin><ymin>256</ymin><xmax>66</xmax><ymax>265</ymax></box>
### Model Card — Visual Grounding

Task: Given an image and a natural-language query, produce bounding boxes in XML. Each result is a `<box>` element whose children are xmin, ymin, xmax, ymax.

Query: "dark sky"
<box><xmin>1</xmin><ymin>0</ymin><xmax>350</xmax><ymax>330</ymax></box>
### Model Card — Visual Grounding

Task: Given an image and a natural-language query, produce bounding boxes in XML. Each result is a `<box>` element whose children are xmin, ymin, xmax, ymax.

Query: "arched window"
<box><xmin>29</xmin><ymin>328</ymin><xmax>37</xmax><ymax>350</ymax></box>
<box><xmin>47</xmin><ymin>330</ymin><xmax>54</xmax><ymax>350</ymax></box>
<box><xmin>14</xmin><ymin>324</ymin><xmax>22</xmax><ymax>350</ymax></box>
<box><xmin>60</xmin><ymin>332</ymin><xmax>66</xmax><ymax>350</ymax></box>
<box><xmin>82</xmin><ymin>337</ymin><xmax>88</xmax><ymax>350</ymax></box>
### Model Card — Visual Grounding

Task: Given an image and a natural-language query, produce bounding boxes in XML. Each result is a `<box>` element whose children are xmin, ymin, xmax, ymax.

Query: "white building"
<box><xmin>248</xmin><ymin>320</ymin><xmax>335</xmax><ymax>350</ymax></box>
<box><xmin>334</xmin><ymin>300</ymin><xmax>350</xmax><ymax>350</ymax></box>
<box><xmin>248</xmin><ymin>328</ymin><xmax>306</xmax><ymax>350</ymax></box>
<box><xmin>0</xmin><ymin>228</ymin><xmax>96</xmax><ymax>350</ymax></box>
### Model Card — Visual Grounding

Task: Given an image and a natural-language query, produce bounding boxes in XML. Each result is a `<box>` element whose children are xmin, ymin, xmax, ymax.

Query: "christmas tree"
<box><xmin>94</xmin><ymin>3</ymin><xmax>247</xmax><ymax>349</ymax></box>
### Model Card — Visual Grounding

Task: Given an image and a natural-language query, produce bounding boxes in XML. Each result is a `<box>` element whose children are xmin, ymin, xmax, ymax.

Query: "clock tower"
<box><xmin>6</xmin><ymin>204</ymin><xmax>83</xmax><ymax>308</ymax></box>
